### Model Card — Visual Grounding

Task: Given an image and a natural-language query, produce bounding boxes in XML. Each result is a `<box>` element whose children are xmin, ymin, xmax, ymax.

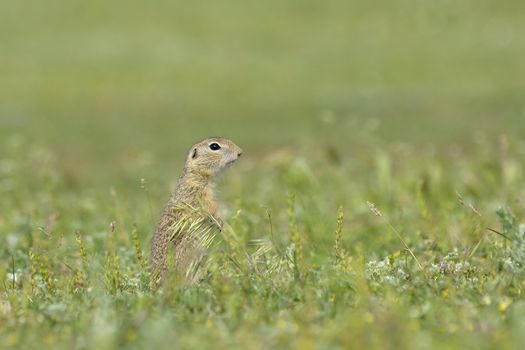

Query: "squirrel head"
<box><xmin>184</xmin><ymin>137</ymin><xmax>243</xmax><ymax>178</ymax></box>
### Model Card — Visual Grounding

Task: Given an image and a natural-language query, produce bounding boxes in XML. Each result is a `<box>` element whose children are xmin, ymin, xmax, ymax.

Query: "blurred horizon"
<box><xmin>1</xmin><ymin>0</ymin><xmax>524</xmax><ymax>177</ymax></box>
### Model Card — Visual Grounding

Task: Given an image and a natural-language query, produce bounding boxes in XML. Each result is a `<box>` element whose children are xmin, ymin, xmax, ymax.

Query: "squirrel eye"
<box><xmin>209</xmin><ymin>143</ymin><xmax>221</xmax><ymax>151</ymax></box>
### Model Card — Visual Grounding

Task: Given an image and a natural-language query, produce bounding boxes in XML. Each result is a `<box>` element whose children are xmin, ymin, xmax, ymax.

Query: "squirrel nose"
<box><xmin>237</xmin><ymin>152</ymin><xmax>243</xmax><ymax>157</ymax></box>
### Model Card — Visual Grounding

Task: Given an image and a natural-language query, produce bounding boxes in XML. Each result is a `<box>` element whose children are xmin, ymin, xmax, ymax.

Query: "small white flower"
<box><xmin>6</xmin><ymin>272</ymin><xmax>19</xmax><ymax>284</ymax></box>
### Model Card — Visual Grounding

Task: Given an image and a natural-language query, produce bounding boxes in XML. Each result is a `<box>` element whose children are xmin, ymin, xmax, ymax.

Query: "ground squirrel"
<box><xmin>149</xmin><ymin>137</ymin><xmax>242</xmax><ymax>285</ymax></box>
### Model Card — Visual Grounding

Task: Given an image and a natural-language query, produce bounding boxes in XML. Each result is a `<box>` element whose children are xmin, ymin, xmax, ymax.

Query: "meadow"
<box><xmin>1</xmin><ymin>1</ymin><xmax>525</xmax><ymax>349</ymax></box>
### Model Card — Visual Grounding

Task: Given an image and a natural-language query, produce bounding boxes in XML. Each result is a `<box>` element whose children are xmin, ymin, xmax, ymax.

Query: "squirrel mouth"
<box><xmin>226</xmin><ymin>159</ymin><xmax>238</xmax><ymax>166</ymax></box>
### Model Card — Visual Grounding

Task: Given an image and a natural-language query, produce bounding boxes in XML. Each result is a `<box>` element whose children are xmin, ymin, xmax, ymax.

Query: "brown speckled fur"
<box><xmin>149</xmin><ymin>137</ymin><xmax>242</xmax><ymax>286</ymax></box>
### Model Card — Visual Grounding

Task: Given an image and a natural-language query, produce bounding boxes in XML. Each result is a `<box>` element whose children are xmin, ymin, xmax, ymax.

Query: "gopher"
<box><xmin>149</xmin><ymin>137</ymin><xmax>242</xmax><ymax>286</ymax></box>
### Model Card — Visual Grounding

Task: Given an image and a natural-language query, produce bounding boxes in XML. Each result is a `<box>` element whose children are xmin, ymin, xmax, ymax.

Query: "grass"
<box><xmin>1</xmin><ymin>0</ymin><xmax>525</xmax><ymax>349</ymax></box>
<box><xmin>1</xmin><ymin>133</ymin><xmax>524</xmax><ymax>349</ymax></box>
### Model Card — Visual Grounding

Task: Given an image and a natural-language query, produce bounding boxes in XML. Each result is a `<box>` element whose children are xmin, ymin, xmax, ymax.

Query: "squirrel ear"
<box><xmin>191</xmin><ymin>148</ymin><xmax>198</xmax><ymax>159</ymax></box>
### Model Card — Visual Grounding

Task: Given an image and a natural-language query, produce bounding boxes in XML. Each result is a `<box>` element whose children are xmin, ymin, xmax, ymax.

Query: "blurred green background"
<box><xmin>1</xmin><ymin>0</ymin><xmax>524</xmax><ymax>178</ymax></box>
